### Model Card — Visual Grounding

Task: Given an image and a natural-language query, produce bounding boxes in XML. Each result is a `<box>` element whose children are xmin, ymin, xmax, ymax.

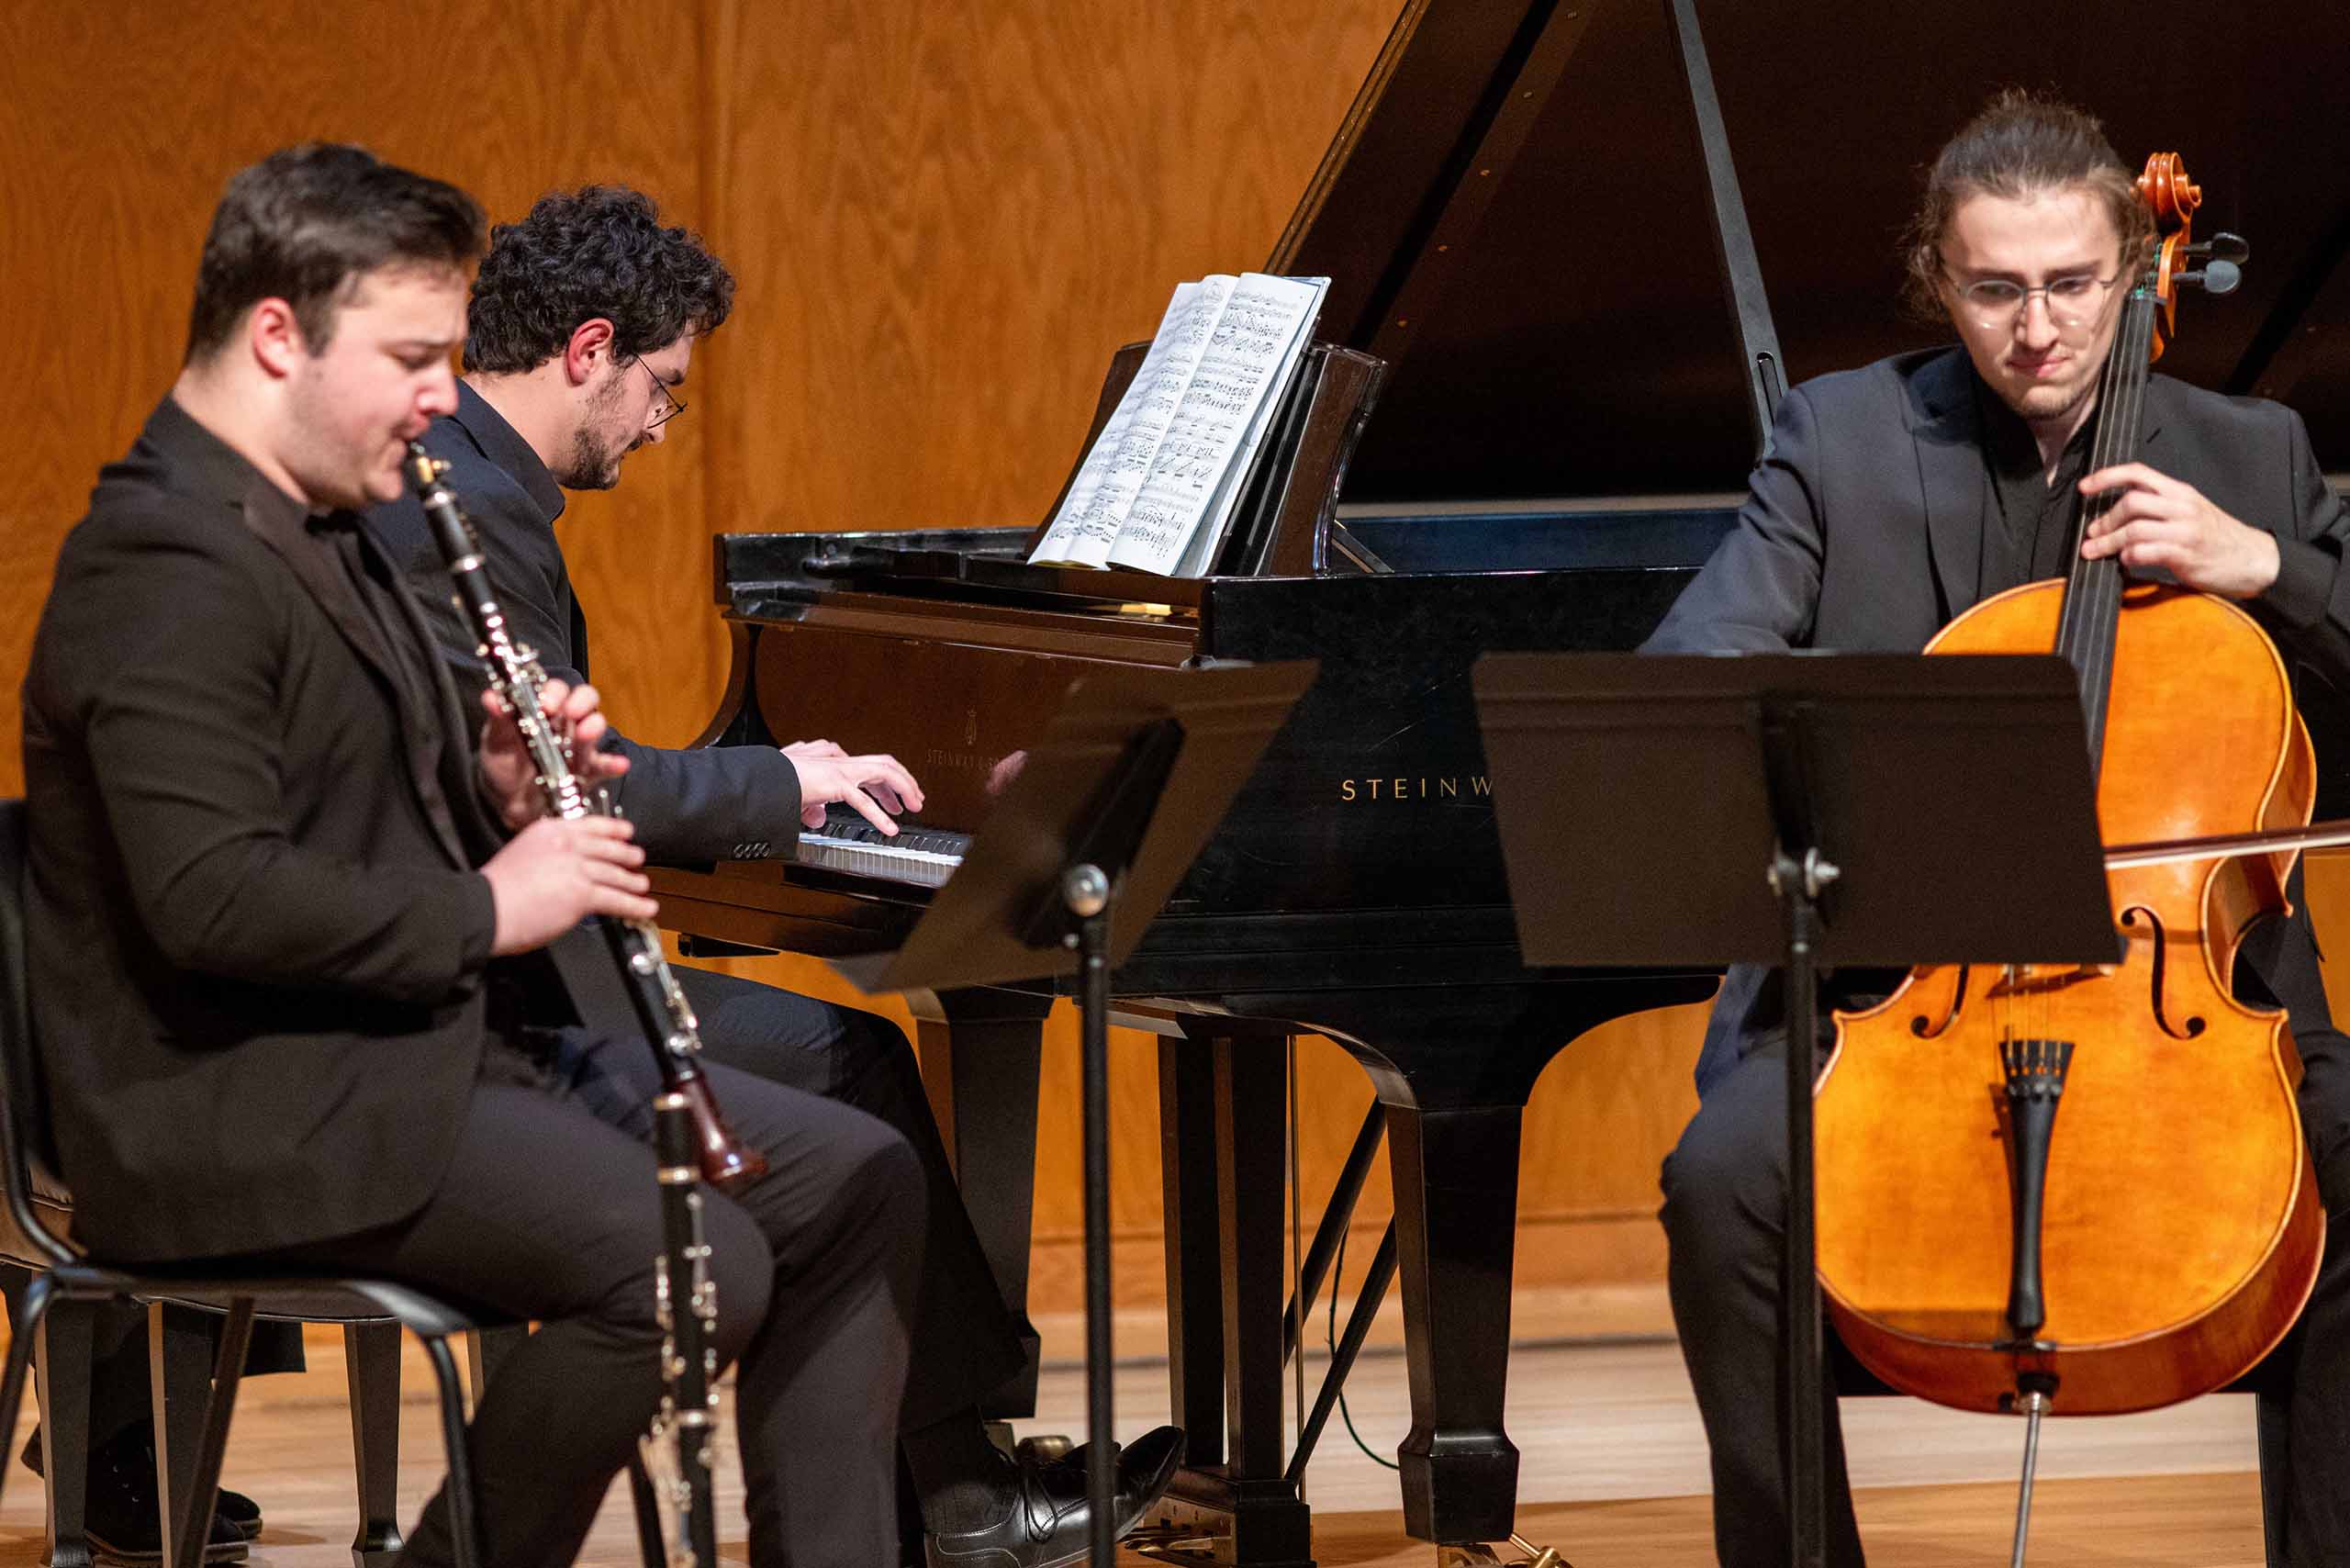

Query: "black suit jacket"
<box><xmin>21</xmin><ymin>399</ymin><xmax>511</xmax><ymax>1262</ymax></box>
<box><xmin>1648</xmin><ymin>347</ymin><xmax>2350</xmax><ymax>663</ymax></box>
<box><xmin>1645</xmin><ymin>348</ymin><xmax>2350</xmax><ymax>1196</ymax></box>
<box><xmin>368</xmin><ymin>384</ymin><xmax>803</xmax><ymax>862</ymax></box>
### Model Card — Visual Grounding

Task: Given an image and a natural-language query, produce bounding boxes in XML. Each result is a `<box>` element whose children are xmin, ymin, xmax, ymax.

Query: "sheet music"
<box><xmin>1106</xmin><ymin>273</ymin><xmax>1324</xmax><ymax>577</ymax></box>
<box><xmin>1171</xmin><ymin>275</ymin><xmax>1327</xmax><ymax>577</ymax></box>
<box><xmin>1028</xmin><ymin>276</ymin><xmax>1235</xmax><ymax>568</ymax></box>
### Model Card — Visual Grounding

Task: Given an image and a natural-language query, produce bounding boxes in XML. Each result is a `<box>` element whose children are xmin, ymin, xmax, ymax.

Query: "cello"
<box><xmin>1811</xmin><ymin>150</ymin><xmax>2325</xmax><ymax>1516</ymax></box>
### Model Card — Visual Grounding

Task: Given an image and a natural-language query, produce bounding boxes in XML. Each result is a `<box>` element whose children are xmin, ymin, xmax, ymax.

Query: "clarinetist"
<box><xmin>22</xmin><ymin>142</ymin><xmax>924</xmax><ymax>1568</ymax></box>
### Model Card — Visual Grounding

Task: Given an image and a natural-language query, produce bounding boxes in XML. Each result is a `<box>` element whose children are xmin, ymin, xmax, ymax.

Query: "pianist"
<box><xmin>1642</xmin><ymin>91</ymin><xmax>2350</xmax><ymax>1566</ymax></box>
<box><xmin>364</xmin><ymin>184</ymin><xmax>1181</xmax><ymax>1568</ymax></box>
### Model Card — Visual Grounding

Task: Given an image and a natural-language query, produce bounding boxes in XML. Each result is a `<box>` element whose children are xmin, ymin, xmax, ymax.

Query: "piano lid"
<box><xmin>1274</xmin><ymin>0</ymin><xmax>2350</xmax><ymax>502</ymax></box>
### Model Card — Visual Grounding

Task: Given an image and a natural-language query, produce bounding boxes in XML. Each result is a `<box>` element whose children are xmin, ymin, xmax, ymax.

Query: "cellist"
<box><xmin>1642</xmin><ymin>89</ymin><xmax>2350</xmax><ymax>1566</ymax></box>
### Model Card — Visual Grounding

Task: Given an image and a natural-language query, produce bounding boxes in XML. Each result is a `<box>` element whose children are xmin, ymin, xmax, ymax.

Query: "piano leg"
<box><xmin>1159</xmin><ymin>1039</ymin><xmax>1225</xmax><ymax>1467</ymax></box>
<box><xmin>1246</xmin><ymin>975</ymin><xmax>1709</xmax><ymax>1551</ymax></box>
<box><xmin>909</xmin><ymin>985</ymin><xmax>1053</xmax><ymax>1419</ymax></box>
<box><xmin>1143</xmin><ymin>1025</ymin><xmax>1315</xmax><ymax>1568</ymax></box>
<box><xmin>1384</xmin><ymin>1101</ymin><xmax>1523</xmax><ymax>1544</ymax></box>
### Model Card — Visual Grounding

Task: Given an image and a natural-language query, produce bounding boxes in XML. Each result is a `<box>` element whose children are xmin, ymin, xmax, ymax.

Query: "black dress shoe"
<box><xmin>84</xmin><ymin>1506</ymin><xmax>250</xmax><ymax>1568</ymax></box>
<box><xmin>21</xmin><ymin>1425</ymin><xmax>263</xmax><ymax>1540</ymax></box>
<box><xmin>208</xmin><ymin>1487</ymin><xmax>263</xmax><ymax>1542</ymax></box>
<box><xmin>20</xmin><ymin>1424</ymin><xmax>263</xmax><ymax>1542</ymax></box>
<box><xmin>925</xmin><ymin>1425</ymin><xmax>1185</xmax><ymax>1568</ymax></box>
<box><xmin>22</xmin><ymin>1426</ymin><xmax>252</xmax><ymax>1564</ymax></box>
<box><xmin>1037</xmin><ymin>1427</ymin><xmax>1182</xmax><ymax>1506</ymax></box>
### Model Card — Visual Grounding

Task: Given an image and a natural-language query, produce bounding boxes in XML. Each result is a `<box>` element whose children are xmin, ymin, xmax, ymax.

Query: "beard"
<box><xmin>554</xmin><ymin>372</ymin><xmax>632</xmax><ymax>489</ymax></box>
<box><xmin>1998</xmin><ymin>308</ymin><xmax>2120</xmax><ymax>436</ymax></box>
<box><xmin>2006</xmin><ymin>366</ymin><xmax>2101</xmax><ymax>429</ymax></box>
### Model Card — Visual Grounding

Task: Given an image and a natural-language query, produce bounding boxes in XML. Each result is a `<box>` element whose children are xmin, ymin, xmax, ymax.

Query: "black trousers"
<box><xmin>1662</xmin><ymin>1037</ymin><xmax>2350</xmax><ymax>1568</ymax></box>
<box><xmin>258</xmin><ymin>1021</ymin><xmax>925</xmax><ymax>1568</ymax></box>
<box><xmin>669</xmin><ymin>966</ymin><xmax>1029</xmax><ymax>1426</ymax></box>
<box><xmin>27</xmin><ymin>966</ymin><xmax>1024</xmax><ymax>1476</ymax></box>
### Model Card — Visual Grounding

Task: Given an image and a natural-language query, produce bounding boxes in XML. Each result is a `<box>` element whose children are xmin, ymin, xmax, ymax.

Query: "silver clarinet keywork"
<box><xmin>640</xmin><ymin>1094</ymin><xmax>724</xmax><ymax>1568</ymax></box>
<box><xmin>407</xmin><ymin>444</ymin><xmax>750</xmax><ymax>1568</ymax></box>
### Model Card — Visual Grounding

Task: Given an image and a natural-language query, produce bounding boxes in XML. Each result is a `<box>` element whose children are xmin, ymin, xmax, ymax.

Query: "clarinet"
<box><xmin>407</xmin><ymin>444</ymin><xmax>751</xmax><ymax>1568</ymax></box>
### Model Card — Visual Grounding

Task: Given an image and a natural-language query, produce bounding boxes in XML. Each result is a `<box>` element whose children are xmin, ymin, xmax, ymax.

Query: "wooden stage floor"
<box><xmin>0</xmin><ymin>1310</ymin><xmax>2270</xmax><ymax>1566</ymax></box>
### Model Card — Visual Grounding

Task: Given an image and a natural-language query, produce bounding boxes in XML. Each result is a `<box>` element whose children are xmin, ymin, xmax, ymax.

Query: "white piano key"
<box><xmin>795</xmin><ymin>831</ymin><xmax>965</xmax><ymax>889</ymax></box>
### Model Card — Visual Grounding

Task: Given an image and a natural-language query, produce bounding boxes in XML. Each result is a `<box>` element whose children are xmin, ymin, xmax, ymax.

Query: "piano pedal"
<box><xmin>1123</xmin><ymin>1521</ymin><xmax>1219</xmax><ymax>1562</ymax></box>
<box><xmin>1438</xmin><ymin>1535</ymin><xmax>1572</xmax><ymax>1568</ymax></box>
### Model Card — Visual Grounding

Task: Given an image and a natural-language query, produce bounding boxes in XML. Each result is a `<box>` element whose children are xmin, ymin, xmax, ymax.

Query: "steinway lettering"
<box><xmin>1337</xmin><ymin>776</ymin><xmax>1492</xmax><ymax>802</ymax></box>
<box><xmin>923</xmin><ymin>747</ymin><xmax>992</xmax><ymax>772</ymax></box>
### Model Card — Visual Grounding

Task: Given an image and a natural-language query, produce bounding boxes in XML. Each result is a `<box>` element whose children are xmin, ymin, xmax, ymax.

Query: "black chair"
<box><xmin>0</xmin><ymin>1270</ymin><xmax>411</xmax><ymax>1568</ymax></box>
<box><xmin>0</xmin><ymin>799</ymin><xmax>662</xmax><ymax>1568</ymax></box>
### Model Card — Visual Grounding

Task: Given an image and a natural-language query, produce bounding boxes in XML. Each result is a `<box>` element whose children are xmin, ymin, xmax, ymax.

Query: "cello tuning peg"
<box><xmin>2181</xmin><ymin>231</ymin><xmax>2250</xmax><ymax>264</ymax></box>
<box><xmin>2183</xmin><ymin>259</ymin><xmax>2244</xmax><ymax>296</ymax></box>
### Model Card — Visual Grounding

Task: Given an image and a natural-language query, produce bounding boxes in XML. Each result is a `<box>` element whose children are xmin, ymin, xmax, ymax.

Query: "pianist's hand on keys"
<box><xmin>781</xmin><ymin>739</ymin><xmax>924</xmax><ymax>834</ymax></box>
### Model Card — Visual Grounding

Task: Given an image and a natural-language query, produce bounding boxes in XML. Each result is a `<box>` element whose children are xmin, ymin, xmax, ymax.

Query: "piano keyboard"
<box><xmin>793</xmin><ymin>807</ymin><xmax>969</xmax><ymax>889</ymax></box>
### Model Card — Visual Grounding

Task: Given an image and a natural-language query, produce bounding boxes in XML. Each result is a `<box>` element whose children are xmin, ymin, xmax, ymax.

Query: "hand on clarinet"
<box><xmin>783</xmin><ymin>739</ymin><xmax>924</xmax><ymax>834</ymax></box>
<box><xmin>478</xmin><ymin>679</ymin><xmax>630</xmax><ymax>831</ymax></box>
<box><xmin>480</xmin><ymin>815</ymin><xmax>655</xmax><ymax>955</ymax></box>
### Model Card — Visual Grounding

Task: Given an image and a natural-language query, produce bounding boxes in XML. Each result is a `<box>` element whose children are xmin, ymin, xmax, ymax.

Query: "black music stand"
<box><xmin>834</xmin><ymin>659</ymin><xmax>1317</xmax><ymax>1568</ymax></box>
<box><xmin>1470</xmin><ymin>651</ymin><xmax>2117</xmax><ymax>1568</ymax></box>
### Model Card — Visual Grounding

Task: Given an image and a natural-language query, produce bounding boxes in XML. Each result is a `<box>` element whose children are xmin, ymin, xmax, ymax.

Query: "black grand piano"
<box><xmin>647</xmin><ymin>1</ymin><xmax>2350</xmax><ymax>1562</ymax></box>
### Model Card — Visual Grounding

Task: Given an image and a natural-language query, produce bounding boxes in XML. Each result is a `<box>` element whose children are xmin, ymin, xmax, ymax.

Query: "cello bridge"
<box><xmin>1986</xmin><ymin>962</ymin><xmax>2109</xmax><ymax>999</ymax></box>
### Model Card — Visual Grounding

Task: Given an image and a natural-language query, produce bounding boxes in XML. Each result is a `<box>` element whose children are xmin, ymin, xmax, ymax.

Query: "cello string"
<box><xmin>2103</xmin><ymin>287</ymin><xmax>2155</xmax><ymax>699</ymax></box>
<box><xmin>2066</xmin><ymin>278</ymin><xmax>2118</xmax><ymax>1024</ymax></box>
<box><xmin>2059</xmin><ymin>288</ymin><xmax>2114</xmax><ymax>1036</ymax></box>
<box><xmin>2092</xmin><ymin>284</ymin><xmax>2159</xmax><ymax>1055</ymax></box>
<box><xmin>2067</xmin><ymin>289</ymin><xmax>2130</xmax><ymax>703</ymax></box>
<box><xmin>2077</xmin><ymin>286</ymin><xmax>2155</xmax><ymax>755</ymax></box>
<box><xmin>2063</xmin><ymin>274</ymin><xmax>2156</xmax><ymax>1051</ymax></box>
<box><xmin>2097</xmin><ymin>292</ymin><xmax>2149</xmax><ymax>658</ymax></box>
<box><xmin>2055</xmin><ymin>291</ymin><xmax>2133</xmax><ymax>1040</ymax></box>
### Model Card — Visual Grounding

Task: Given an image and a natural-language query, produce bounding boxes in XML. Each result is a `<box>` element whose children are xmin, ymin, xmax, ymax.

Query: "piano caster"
<box><xmin>1438</xmin><ymin>1535</ymin><xmax>1572</xmax><ymax>1568</ymax></box>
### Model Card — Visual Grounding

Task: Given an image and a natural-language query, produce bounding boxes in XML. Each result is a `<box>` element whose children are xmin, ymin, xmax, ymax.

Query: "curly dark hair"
<box><xmin>1898</xmin><ymin>89</ymin><xmax>2154</xmax><ymax>326</ymax></box>
<box><xmin>462</xmin><ymin>186</ymin><xmax>733</xmax><ymax>374</ymax></box>
<box><xmin>185</xmin><ymin>143</ymin><xmax>485</xmax><ymax>364</ymax></box>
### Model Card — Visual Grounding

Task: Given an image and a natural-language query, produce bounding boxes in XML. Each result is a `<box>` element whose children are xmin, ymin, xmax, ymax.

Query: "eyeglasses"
<box><xmin>627</xmin><ymin>355</ymin><xmax>687</xmax><ymax>428</ymax></box>
<box><xmin>1945</xmin><ymin>270</ymin><xmax>2121</xmax><ymax>329</ymax></box>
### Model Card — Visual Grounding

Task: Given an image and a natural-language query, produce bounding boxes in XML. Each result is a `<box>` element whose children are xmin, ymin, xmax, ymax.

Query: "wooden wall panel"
<box><xmin>698</xmin><ymin>0</ymin><xmax>1400</xmax><ymax>540</ymax></box>
<box><xmin>0</xmin><ymin>1</ymin><xmax>714</xmax><ymax>778</ymax></box>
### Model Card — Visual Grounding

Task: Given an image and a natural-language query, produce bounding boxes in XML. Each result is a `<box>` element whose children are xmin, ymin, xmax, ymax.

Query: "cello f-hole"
<box><xmin>2123</xmin><ymin>904</ymin><xmax>2205</xmax><ymax>1039</ymax></box>
<box><xmin>1911</xmin><ymin>964</ymin><xmax>1971</xmax><ymax>1037</ymax></box>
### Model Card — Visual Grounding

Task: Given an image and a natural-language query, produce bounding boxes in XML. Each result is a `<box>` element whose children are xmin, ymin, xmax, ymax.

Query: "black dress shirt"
<box><xmin>1975</xmin><ymin>376</ymin><xmax>2098</xmax><ymax>596</ymax></box>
